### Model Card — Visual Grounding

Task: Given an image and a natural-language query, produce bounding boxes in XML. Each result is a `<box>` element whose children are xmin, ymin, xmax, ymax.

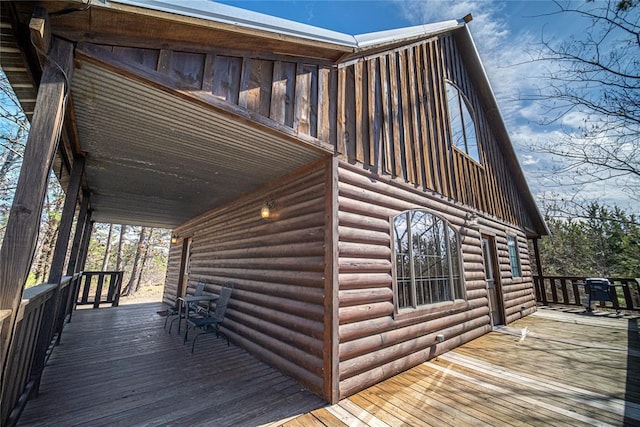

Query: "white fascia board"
<box><xmin>106</xmin><ymin>0</ymin><xmax>359</xmax><ymax>47</ymax></box>
<box><xmin>105</xmin><ymin>0</ymin><xmax>466</xmax><ymax>52</ymax></box>
<box><xmin>354</xmin><ymin>19</ymin><xmax>464</xmax><ymax>49</ymax></box>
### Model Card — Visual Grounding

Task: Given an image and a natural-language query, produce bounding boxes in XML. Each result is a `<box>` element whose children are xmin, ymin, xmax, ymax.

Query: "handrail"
<box><xmin>1</xmin><ymin>283</ymin><xmax>57</xmax><ymax>427</ymax></box>
<box><xmin>1</xmin><ymin>273</ymin><xmax>84</xmax><ymax>427</ymax></box>
<box><xmin>533</xmin><ymin>275</ymin><xmax>640</xmax><ymax>311</ymax></box>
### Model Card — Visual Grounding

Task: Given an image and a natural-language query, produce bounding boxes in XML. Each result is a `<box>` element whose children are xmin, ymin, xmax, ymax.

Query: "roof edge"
<box><xmin>353</xmin><ymin>19</ymin><xmax>465</xmax><ymax>51</ymax></box>
<box><xmin>104</xmin><ymin>0</ymin><xmax>468</xmax><ymax>55</ymax></box>
<box><xmin>456</xmin><ymin>26</ymin><xmax>549</xmax><ymax>236</ymax></box>
<box><xmin>107</xmin><ymin>0</ymin><xmax>358</xmax><ymax>48</ymax></box>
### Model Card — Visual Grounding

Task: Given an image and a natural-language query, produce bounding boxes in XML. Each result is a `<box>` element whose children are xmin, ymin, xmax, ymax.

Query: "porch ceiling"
<box><xmin>71</xmin><ymin>62</ymin><xmax>327</xmax><ymax>229</ymax></box>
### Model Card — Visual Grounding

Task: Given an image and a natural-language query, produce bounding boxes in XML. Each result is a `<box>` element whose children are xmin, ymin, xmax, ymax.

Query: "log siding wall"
<box><xmin>163</xmin><ymin>160</ymin><xmax>329</xmax><ymax>398</ymax></box>
<box><xmin>126</xmin><ymin>27</ymin><xmax>540</xmax><ymax>403</ymax></box>
<box><xmin>93</xmin><ymin>31</ymin><xmax>536</xmax><ymax>231</ymax></box>
<box><xmin>335</xmin><ymin>161</ymin><xmax>536</xmax><ymax>399</ymax></box>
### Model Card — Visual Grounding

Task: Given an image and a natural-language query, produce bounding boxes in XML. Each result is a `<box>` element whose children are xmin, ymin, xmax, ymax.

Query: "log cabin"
<box><xmin>1</xmin><ymin>0</ymin><xmax>547</xmax><ymax>405</ymax></box>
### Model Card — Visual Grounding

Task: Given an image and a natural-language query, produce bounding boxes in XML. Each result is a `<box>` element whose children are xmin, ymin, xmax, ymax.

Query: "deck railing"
<box><xmin>75</xmin><ymin>271</ymin><xmax>124</xmax><ymax>309</ymax></box>
<box><xmin>1</xmin><ymin>274</ymin><xmax>78</xmax><ymax>427</ymax></box>
<box><xmin>534</xmin><ymin>275</ymin><xmax>640</xmax><ymax>311</ymax></box>
<box><xmin>2</xmin><ymin>270</ymin><xmax>123</xmax><ymax>427</ymax></box>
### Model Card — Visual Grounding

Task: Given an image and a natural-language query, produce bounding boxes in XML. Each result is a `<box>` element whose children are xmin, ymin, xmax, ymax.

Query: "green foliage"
<box><xmin>539</xmin><ymin>202</ymin><xmax>640</xmax><ymax>277</ymax></box>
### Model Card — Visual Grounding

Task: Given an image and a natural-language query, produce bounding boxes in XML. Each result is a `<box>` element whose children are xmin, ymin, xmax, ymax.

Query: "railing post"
<box><xmin>560</xmin><ymin>278</ymin><xmax>569</xmax><ymax>304</ymax></box>
<box><xmin>572</xmin><ymin>281</ymin><xmax>581</xmax><ymax>305</ymax></box>
<box><xmin>29</xmin><ymin>289</ymin><xmax>57</xmax><ymax>398</ymax></box>
<box><xmin>550</xmin><ymin>278</ymin><xmax>559</xmax><ymax>304</ymax></box>
<box><xmin>114</xmin><ymin>272</ymin><xmax>123</xmax><ymax>307</ymax></box>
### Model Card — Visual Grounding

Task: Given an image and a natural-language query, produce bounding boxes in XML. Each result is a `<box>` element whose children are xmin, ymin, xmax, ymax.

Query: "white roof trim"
<box><xmin>107</xmin><ymin>0</ymin><xmax>358</xmax><ymax>47</ymax></box>
<box><xmin>354</xmin><ymin>20</ymin><xmax>464</xmax><ymax>49</ymax></box>
<box><xmin>105</xmin><ymin>0</ymin><xmax>465</xmax><ymax>51</ymax></box>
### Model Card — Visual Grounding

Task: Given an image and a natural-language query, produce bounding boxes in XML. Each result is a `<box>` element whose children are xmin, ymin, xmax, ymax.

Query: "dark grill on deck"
<box><xmin>586</xmin><ymin>277</ymin><xmax>613</xmax><ymax>312</ymax></box>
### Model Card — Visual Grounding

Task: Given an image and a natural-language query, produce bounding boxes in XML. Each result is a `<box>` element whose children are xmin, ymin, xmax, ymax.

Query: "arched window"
<box><xmin>445</xmin><ymin>82</ymin><xmax>480</xmax><ymax>163</ymax></box>
<box><xmin>393</xmin><ymin>210</ymin><xmax>464</xmax><ymax>309</ymax></box>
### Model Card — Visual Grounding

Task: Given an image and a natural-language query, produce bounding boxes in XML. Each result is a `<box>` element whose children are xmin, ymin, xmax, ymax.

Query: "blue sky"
<box><xmin>218</xmin><ymin>0</ymin><xmax>637</xmax><ymax>213</ymax></box>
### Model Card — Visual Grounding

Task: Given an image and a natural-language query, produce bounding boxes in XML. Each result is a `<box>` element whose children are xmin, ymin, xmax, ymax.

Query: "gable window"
<box><xmin>393</xmin><ymin>210</ymin><xmax>464</xmax><ymax>310</ymax></box>
<box><xmin>507</xmin><ymin>235</ymin><xmax>521</xmax><ymax>277</ymax></box>
<box><xmin>445</xmin><ymin>81</ymin><xmax>480</xmax><ymax>163</ymax></box>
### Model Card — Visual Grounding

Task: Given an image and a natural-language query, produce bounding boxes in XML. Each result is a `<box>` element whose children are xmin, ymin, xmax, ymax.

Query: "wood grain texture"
<box><xmin>335</xmin><ymin>161</ymin><xmax>536</xmax><ymax>399</ymax></box>
<box><xmin>18</xmin><ymin>307</ymin><xmax>635</xmax><ymax>426</ymax></box>
<box><xmin>167</xmin><ymin>160</ymin><xmax>328</xmax><ymax>398</ymax></box>
<box><xmin>76</xmin><ymin>36</ymin><xmax>538</xmax><ymax>232</ymax></box>
<box><xmin>0</xmin><ymin>37</ymin><xmax>74</xmax><ymax>409</ymax></box>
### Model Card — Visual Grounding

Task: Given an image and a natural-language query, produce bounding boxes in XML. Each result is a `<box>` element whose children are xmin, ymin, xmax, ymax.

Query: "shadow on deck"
<box><xmin>18</xmin><ymin>302</ymin><xmax>325</xmax><ymax>426</ymax></box>
<box><xmin>19</xmin><ymin>304</ymin><xmax>640</xmax><ymax>426</ymax></box>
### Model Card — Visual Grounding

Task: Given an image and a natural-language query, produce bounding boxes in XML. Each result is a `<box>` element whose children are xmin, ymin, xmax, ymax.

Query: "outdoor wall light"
<box><xmin>465</xmin><ymin>212</ymin><xmax>479</xmax><ymax>226</ymax></box>
<box><xmin>170</xmin><ymin>234</ymin><xmax>178</xmax><ymax>244</ymax></box>
<box><xmin>261</xmin><ymin>201</ymin><xmax>275</xmax><ymax>219</ymax></box>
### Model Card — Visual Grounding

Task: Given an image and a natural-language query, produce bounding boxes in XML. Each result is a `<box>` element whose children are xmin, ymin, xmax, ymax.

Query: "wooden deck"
<box><xmin>19</xmin><ymin>304</ymin><xmax>640</xmax><ymax>426</ymax></box>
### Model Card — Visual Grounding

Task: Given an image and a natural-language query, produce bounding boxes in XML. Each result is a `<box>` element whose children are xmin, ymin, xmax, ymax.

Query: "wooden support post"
<box><xmin>29</xmin><ymin>7</ymin><xmax>51</xmax><ymax>69</ymax></box>
<box><xmin>66</xmin><ymin>190</ymin><xmax>90</xmax><ymax>277</ymax></box>
<box><xmin>78</xmin><ymin>219</ymin><xmax>95</xmax><ymax>272</ymax></box>
<box><xmin>0</xmin><ymin>37</ymin><xmax>74</xmax><ymax>391</ymax></box>
<box><xmin>44</xmin><ymin>156</ymin><xmax>84</xmax><ymax>348</ymax></box>
<box><xmin>64</xmin><ymin>190</ymin><xmax>89</xmax><ymax>323</ymax></box>
<box><xmin>532</xmin><ymin>238</ymin><xmax>547</xmax><ymax>305</ymax></box>
<box><xmin>48</xmin><ymin>155</ymin><xmax>85</xmax><ymax>285</ymax></box>
<box><xmin>323</xmin><ymin>156</ymin><xmax>340</xmax><ymax>403</ymax></box>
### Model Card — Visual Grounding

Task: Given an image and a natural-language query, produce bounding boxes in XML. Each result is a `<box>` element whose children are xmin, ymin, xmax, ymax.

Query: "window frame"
<box><xmin>444</xmin><ymin>80</ymin><xmax>481</xmax><ymax>164</ymax></box>
<box><xmin>507</xmin><ymin>235</ymin><xmax>522</xmax><ymax>278</ymax></box>
<box><xmin>391</xmin><ymin>209</ymin><xmax>467</xmax><ymax>318</ymax></box>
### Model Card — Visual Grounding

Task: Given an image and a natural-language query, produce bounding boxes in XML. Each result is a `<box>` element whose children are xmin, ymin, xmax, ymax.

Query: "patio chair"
<box><xmin>184</xmin><ymin>285</ymin><xmax>232</xmax><ymax>353</ymax></box>
<box><xmin>164</xmin><ymin>282</ymin><xmax>206</xmax><ymax>333</ymax></box>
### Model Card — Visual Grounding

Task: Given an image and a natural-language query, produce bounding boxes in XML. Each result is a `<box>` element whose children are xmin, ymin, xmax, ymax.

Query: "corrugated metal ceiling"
<box><xmin>72</xmin><ymin>62</ymin><xmax>327</xmax><ymax>228</ymax></box>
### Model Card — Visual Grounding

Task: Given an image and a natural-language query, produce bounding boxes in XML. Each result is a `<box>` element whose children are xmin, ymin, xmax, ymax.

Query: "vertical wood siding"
<box><xmin>335</xmin><ymin>36</ymin><xmax>533</xmax><ymax>232</ymax></box>
<box><xmin>165</xmin><ymin>161</ymin><xmax>329</xmax><ymax>398</ymax></box>
<box><xmin>108</xmin><ymin>45</ymin><xmax>328</xmax><ymax>140</ymax></box>
<box><xmin>103</xmin><ymin>33</ymin><xmax>535</xmax><ymax>232</ymax></box>
<box><xmin>336</xmin><ymin>162</ymin><xmax>535</xmax><ymax>399</ymax></box>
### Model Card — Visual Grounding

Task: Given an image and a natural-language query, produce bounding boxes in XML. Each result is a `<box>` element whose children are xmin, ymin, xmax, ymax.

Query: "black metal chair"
<box><xmin>164</xmin><ymin>282</ymin><xmax>206</xmax><ymax>333</ymax></box>
<box><xmin>184</xmin><ymin>285</ymin><xmax>232</xmax><ymax>353</ymax></box>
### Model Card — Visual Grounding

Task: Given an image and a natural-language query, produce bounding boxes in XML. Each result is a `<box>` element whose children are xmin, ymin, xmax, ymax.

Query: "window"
<box><xmin>393</xmin><ymin>210</ymin><xmax>464</xmax><ymax>309</ymax></box>
<box><xmin>445</xmin><ymin>81</ymin><xmax>480</xmax><ymax>163</ymax></box>
<box><xmin>507</xmin><ymin>235</ymin><xmax>521</xmax><ymax>277</ymax></box>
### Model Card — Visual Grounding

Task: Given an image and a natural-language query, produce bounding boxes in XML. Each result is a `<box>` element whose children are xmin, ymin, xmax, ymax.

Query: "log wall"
<box><xmin>164</xmin><ymin>160</ymin><xmax>329</xmax><ymax>398</ymax></box>
<box><xmin>335</xmin><ymin>161</ymin><xmax>536</xmax><ymax>399</ymax></box>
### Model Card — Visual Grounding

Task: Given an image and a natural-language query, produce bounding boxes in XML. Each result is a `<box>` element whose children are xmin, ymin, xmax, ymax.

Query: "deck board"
<box><xmin>18</xmin><ymin>305</ymin><xmax>639</xmax><ymax>426</ymax></box>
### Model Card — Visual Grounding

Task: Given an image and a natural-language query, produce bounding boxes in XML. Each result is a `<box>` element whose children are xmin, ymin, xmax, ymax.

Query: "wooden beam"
<box><xmin>48</xmin><ymin>155</ymin><xmax>85</xmax><ymax>285</ymax></box>
<box><xmin>66</xmin><ymin>190</ymin><xmax>90</xmax><ymax>277</ymax></box>
<box><xmin>323</xmin><ymin>157</ymin><xmax>340</xmax><ymax>403</ymax></box>
<box><xmin>0</xmin><ymin>37</ymin><xmax>74</xmax><ymax>396</ymax></box>
<box><xmin>28</xmin><ymin>6</ymin><xmax>51</xmax><ymax>68</ymax></box>
<box><xmin>78</xmin><ymin>219</ymin><xmax>95</xmax><ymax>272</ymax></box>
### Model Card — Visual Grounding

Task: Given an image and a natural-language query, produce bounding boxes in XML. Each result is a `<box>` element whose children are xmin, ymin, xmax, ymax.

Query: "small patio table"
<box><xmin>176</xmin><ymin>294</ymin><xmax>219</xmax><ymax>334</ymax></box>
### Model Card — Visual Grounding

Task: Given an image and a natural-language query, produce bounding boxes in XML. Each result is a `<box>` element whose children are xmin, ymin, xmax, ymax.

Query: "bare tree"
<box><xmin>123</xmin><ymin>226</ymin><xmax>147</xmax><ymax>296</ymax></box>
<box><xmin>0</xmin><ymin>70</ymin><xmax>29</xmax><ymax>237</ymax></box>
<box><xmin>31</xmin><ymin>185</ymin><xmax>65</xmax><ymax>284</ymax></box>
<box><xmin>135</xmin><ymin>227</ymin><xmax>154</xmax><ymax>290</ymax></box>
<box><xmin>529</xmin><ymin>0</ymin><xmax>639</xmax><ymax>201</ymax></box>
